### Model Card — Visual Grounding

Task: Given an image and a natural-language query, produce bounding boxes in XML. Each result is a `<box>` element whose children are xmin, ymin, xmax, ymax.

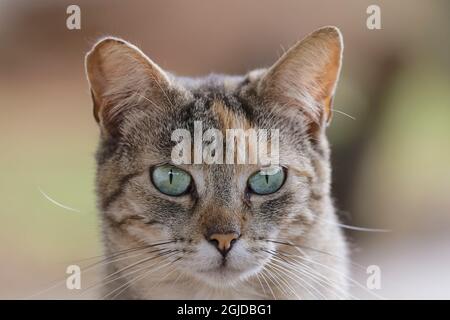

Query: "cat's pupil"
<box><xmin>265</xmin><ymin>174</ymin><xmax>269</xmax><ymax>184</ymax></box>
<box><xmin>169</xmin><ymin>169</ymin><xmax>173</xmax><ymax>184</ymax></box>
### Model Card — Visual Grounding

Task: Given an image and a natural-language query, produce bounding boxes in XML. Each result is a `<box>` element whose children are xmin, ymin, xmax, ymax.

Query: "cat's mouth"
<box><xmin>181</xmin><ymin>239</ymin><xmax>266</xmax><ymax>287</ymax></box>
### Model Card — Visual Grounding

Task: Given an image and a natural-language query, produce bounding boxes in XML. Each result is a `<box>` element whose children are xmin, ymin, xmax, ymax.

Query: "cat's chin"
<box><xmin>191</xmin><ymin>265</ymin><xmax>261</xmax><ymax>288</ymax></box>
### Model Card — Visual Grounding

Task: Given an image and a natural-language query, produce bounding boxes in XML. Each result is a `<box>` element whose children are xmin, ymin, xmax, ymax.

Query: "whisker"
<box><xmin>170</xmin><ymin>268</ymin><xmax>185</xmax><ymax>289</ymax></box>
<box><xmin>103</xmin><ymin>255</ymin><xmax>181</xmax><ymax>300</ymax></box>
<box><xmin>272</xmin><ymin>249</ymin><xmax>355</xmax><ymax>300</ymax></box>
<box><xmin>312</xmin><ymin>215</ymin><xmax>391</xmax><ymax>233</ymax></box>
<box><xmin>259</xmin><ymin>270</ymin><xmax>276</xmax><ymax>300</ymax></box>
<box><xmin>143</xmin><ymin>261</ymin><xmax>182</xmax><ymax>297</ymax></box>
<box><xmin>38</xmin><ymin>186</ymin><xmax>81</xmax><ymax>213</ymax></box>
<box><xmin>260</xmin><ymin>269</ymin><xmax>280</xmax><ymax>300</ymax></box>
<box><xmin>255</xmin><ymin>273</ymin><xmax>267</xmax><ymax>298</ymax></box>
<box><xmin>78</xmin><ymin>242</ymin><xmax>177</xmax><ymax>275</ymax></box>
<box><xmin>26</xmin><ymin>239</ymin><xmax>179</xmax><ymax>299</ymax></box>
<box><xmin>282</xmin><ymin>249</ymin><xmax>385</xmax><ymax>300</ymax></box>
<box><xmin>96</xmin><ymin>249</ymin><xmax>178</xmax><ymax>286</ymax></box>
<box><xmin>263</xmin><ymin>249</ymin><xmax>329</xmax><ymax>299</ymax></box>
<box><xmin>265</xmin><ymin>264</ymin><xmax>303</xmax><ymax>299</ymax></box>
<box><xmin>75</xmin><ymin>239</ymin><xmax>178</xmax><ymax>263</ymax></box>
<box><xmin>263</xmin><ymin>267</ymin><xmax>294</xmax><ymax>299</ymax></box>
<box><xmin>264</xmin><ymin>239</ymin><xmax>339</xmax><ymax>259</ymax></box>
<box><xmin>261</xmin><ymin>245</ymin><xmax>358</xmax><ymax>299</ymax></box>
<box><xmin>260</xmin><ymin>249</ymin><xmax>325</xmax><ymax>299</ymax></box>
<box><xmin>264</xmin><ymin>238</ymin><xmax>367</xmax><ymax>271</ymax></box>
<box><xmin>268</xmin><ymin>255</ymin><xmax>338</xmax><ymax>300</ymax></box>
<box><xmin>78</xmin><ymin>249</ymin><xmax>178</xmax><ymax>297</ymax></box>
<box><xmin>331</xmin><ymin>108</ymin><xmax>356</xmax><ymax>120</ymax></box>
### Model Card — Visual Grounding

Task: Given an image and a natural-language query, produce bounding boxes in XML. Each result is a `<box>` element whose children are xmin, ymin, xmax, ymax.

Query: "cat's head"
<box><xmin>85</xmin><ymin>26</ymin><xmax>343</xmax><ymax>287</ymax></box>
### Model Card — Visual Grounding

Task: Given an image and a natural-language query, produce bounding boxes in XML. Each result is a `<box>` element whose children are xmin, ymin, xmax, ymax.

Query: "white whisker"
<box><xmin>287</xmin><ymin>249</ymin><xmax>385</xmax><ymax>300</ymax></box>
<box><xmin>268</xmin><ymin>260</ymin><xmax>323</xmax><ymax>299</ymax></box>
<box><xmin>38</xmin><ymin>186</ymin><xmax>81</xmax><ymax>213</ymax></box>
<box><xmin>259</xmin><ymin>270</ymin><xmax>276</xmax><ymax>300</ymax></box>
<box><xmin>102</xmin><ymin>255</ymin><xmax>179</xmax><ymax>300</ymax></box>
<box><xmin>332</xmin><ymin>108</ymin><xmax>356</xmax><ymax>120</ymax></box>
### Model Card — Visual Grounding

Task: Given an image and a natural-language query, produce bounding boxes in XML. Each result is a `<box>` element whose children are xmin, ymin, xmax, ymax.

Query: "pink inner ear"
<box><xmin>257</xmin><ymin>27</ymin><xmax>343</xmax><ymax>126</ymax></box>
<box><xmin>86</xmin><ymin>37</ymin><xmax>172</xmax><ymax>137</ymax></box>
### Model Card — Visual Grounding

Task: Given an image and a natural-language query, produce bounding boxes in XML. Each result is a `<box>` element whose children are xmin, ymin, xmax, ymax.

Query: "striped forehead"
<box><xmin>211</xmin><ymin>99</ymin><xmax>252</xmax><ymax>131</ymax></box>
<box><xmin>175</xmin><ymin>93</ymin><xmax>255</xmax><ymax>131</ymax></box>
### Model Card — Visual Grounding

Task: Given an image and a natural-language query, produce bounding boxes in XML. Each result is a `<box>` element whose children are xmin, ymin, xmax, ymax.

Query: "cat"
<box><xmin>85</xmin><ymin>26</ymin><xmax>349</xmax><ymax>299</ymax></box>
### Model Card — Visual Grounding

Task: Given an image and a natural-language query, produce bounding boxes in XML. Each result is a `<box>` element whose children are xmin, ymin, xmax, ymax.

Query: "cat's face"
<box><xmin>86</xmin><ymin>27</ymin><xmax>343</xmax><ymax>287</ymax></box>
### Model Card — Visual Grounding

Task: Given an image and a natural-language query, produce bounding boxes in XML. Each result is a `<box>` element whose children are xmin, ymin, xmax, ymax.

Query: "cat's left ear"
<box><xmin>257</xmin><ymin>26</ymin><xmax>343</xmax><ymax>127</ymax></box>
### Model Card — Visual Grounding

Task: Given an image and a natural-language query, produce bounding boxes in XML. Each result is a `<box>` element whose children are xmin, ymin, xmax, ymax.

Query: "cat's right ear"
<box><xmin>85</xmin><ymin>37</ymin><xmax>171</xmax><ymax>137</ymax></box>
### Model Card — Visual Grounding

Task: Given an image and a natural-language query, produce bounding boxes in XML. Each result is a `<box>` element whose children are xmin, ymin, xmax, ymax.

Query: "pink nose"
<box><xmin>207</xmin><ymin>232</ymin><xmax>239</xmax><ymax>256</ymax></box>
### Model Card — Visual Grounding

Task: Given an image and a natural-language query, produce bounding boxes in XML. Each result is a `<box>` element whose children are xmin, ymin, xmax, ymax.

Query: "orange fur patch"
<box><xmin>212</xmin><ymin>100</ymin><xmax>251</xmax><ymax>131</ymax></box>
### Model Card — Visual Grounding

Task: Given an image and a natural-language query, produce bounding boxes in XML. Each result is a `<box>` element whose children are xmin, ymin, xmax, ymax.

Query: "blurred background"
<box><xmin>1</xmin><ymin>0</ymin><xmax>449</xmax><ymax>299</ymax></box>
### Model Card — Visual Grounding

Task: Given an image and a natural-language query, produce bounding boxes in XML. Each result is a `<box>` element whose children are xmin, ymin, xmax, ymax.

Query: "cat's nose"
<box><xmin>207</xmin><ymin>232</ymin><xmax>239</xmax><ymax>257</ymax></box>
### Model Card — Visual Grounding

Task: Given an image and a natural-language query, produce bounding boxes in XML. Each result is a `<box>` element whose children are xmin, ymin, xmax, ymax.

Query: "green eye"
<box><xmin>248</xmin><ymin>167</ymin><xmax>286</xmax><ymax>195</ymax></box>
<box><xmin>151</xmin><ymin>165</ymin><xmax>192</xmax><ymax>196</ymax></box>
